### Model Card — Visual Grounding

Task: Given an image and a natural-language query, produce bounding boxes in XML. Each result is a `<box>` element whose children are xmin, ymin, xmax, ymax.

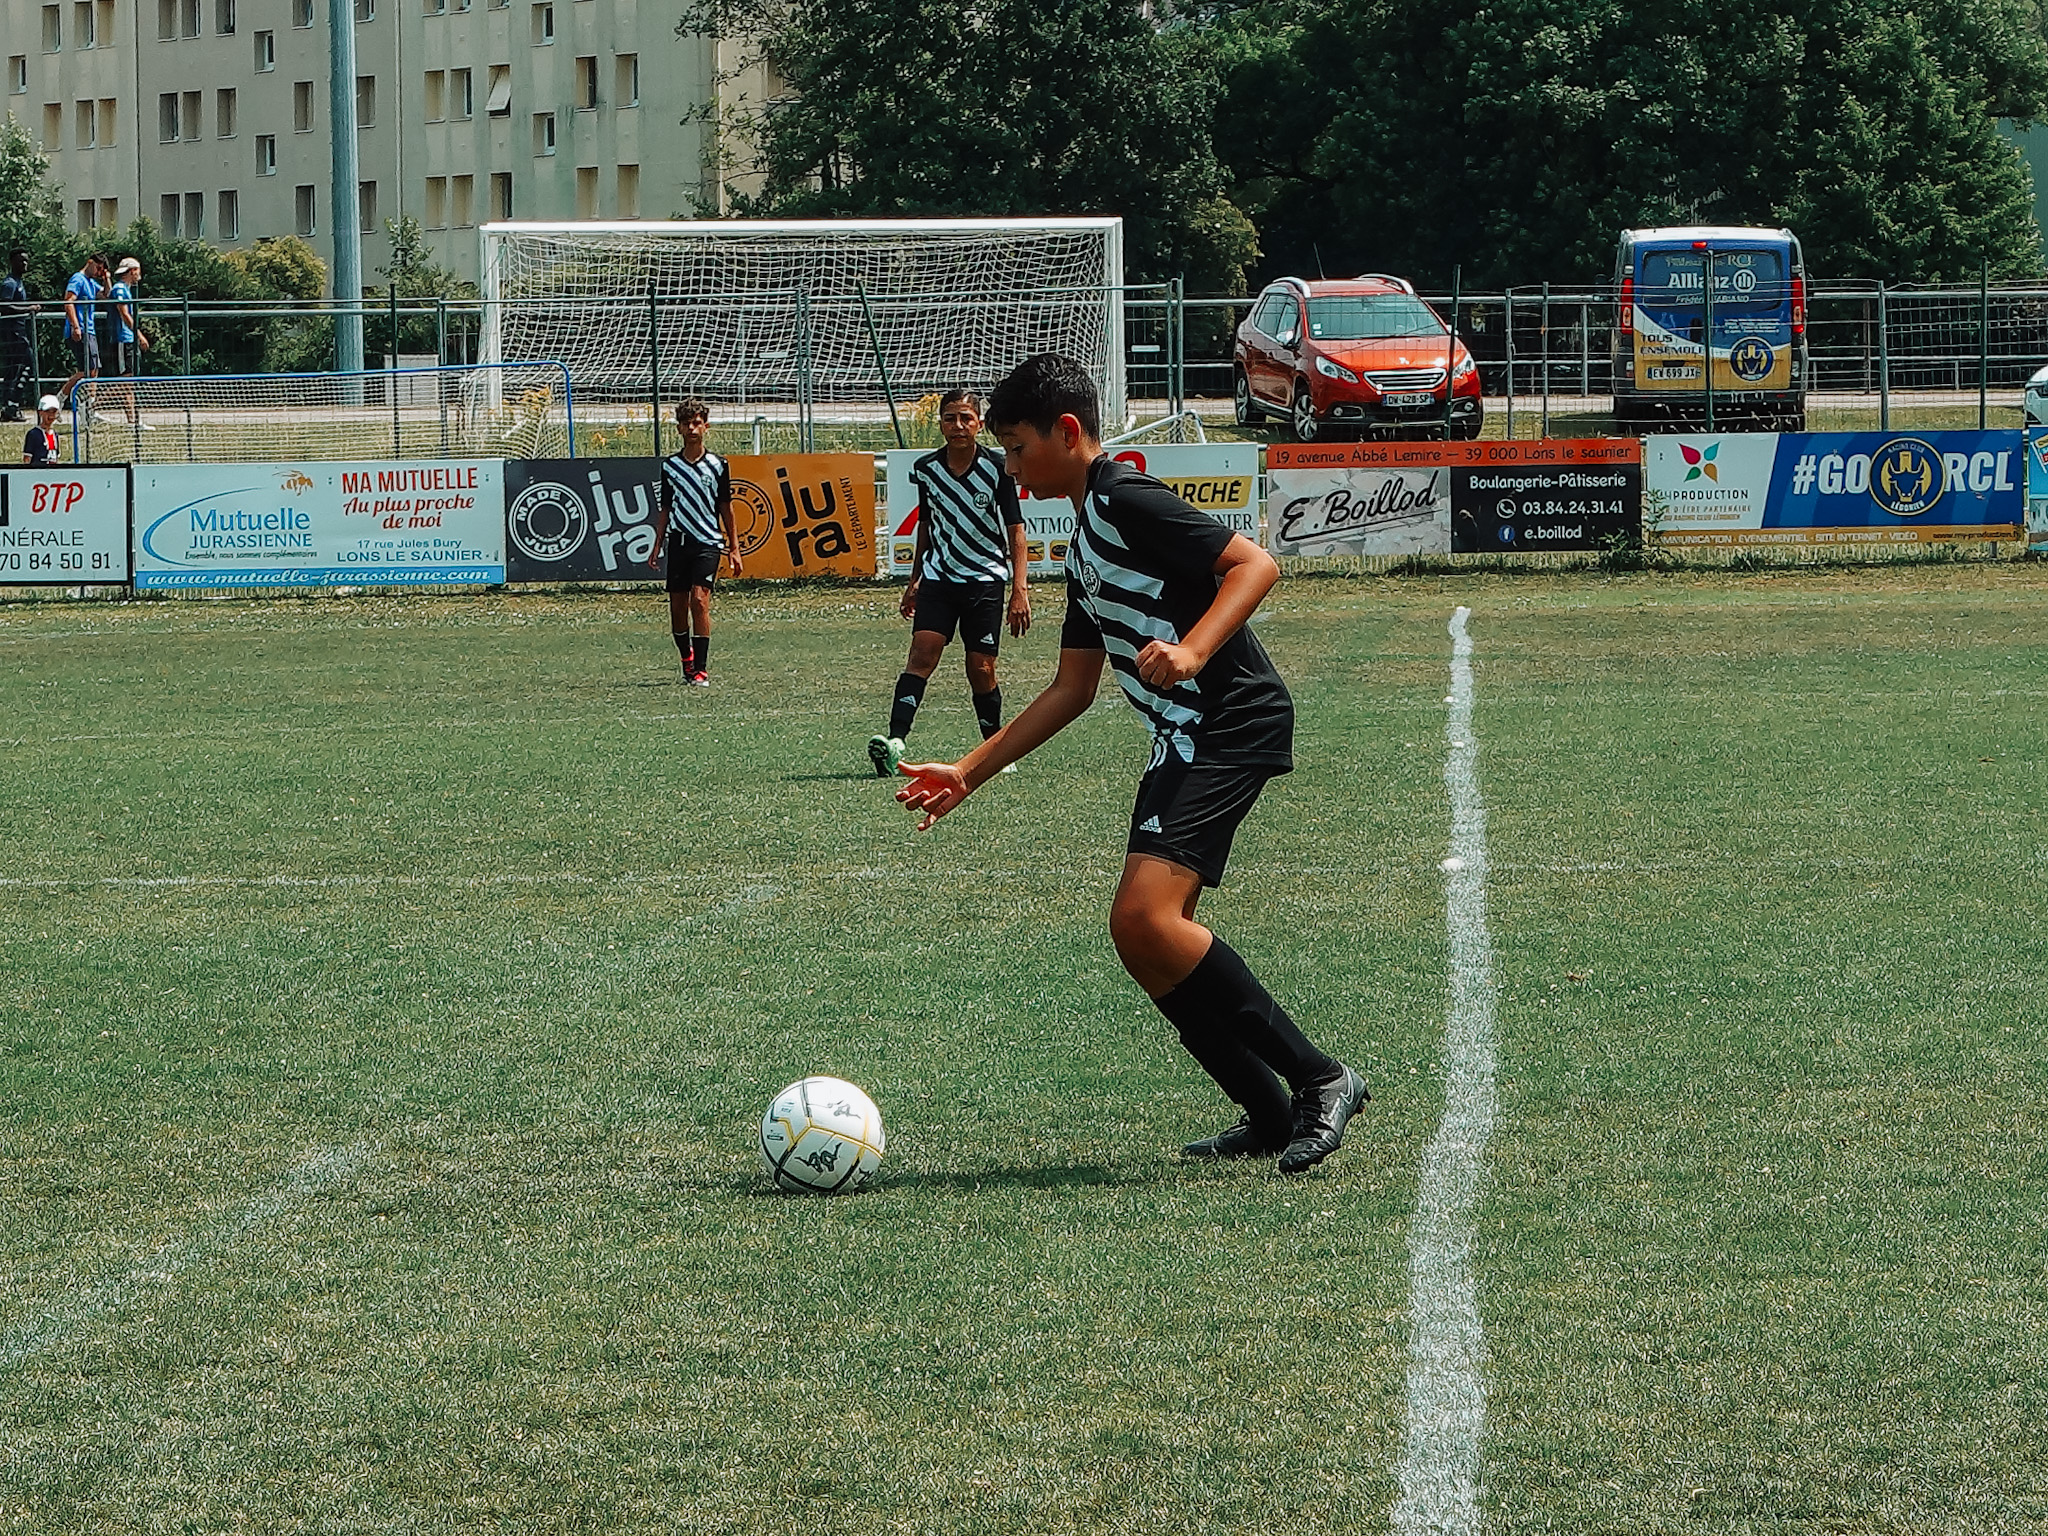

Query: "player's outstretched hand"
<box><xmin>1135</xmin><ymin>639</ymin><xmax>1203</xmax><ymax>687</ymax></box>
<box><xmin>896</xmin><ymin>760</ymin><xmax>969</xmax><ymax>831</ymax></box>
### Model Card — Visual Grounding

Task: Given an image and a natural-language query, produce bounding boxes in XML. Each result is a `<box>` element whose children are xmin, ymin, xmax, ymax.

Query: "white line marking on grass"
<box><xmin>0</xmin><ymin>1140</ymin><xmax>371</xmax><ymax>1369</ymax></box>
<box><xmin>1392</xmin><ymin>606</ymin><xmax>1499</xmax><ymax>1536</ymax></box>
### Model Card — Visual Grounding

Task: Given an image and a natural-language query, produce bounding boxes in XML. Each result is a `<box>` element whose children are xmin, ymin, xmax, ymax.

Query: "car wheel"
<box><xmin>1291</xmin><ymin>381</ymin><xmax>1320</xmax><ymax>443</ymax></box>
<box><xmin>1233</xmin><ymin>368</ymin><xmax>1260</xmax><ymax>427</ymax></box>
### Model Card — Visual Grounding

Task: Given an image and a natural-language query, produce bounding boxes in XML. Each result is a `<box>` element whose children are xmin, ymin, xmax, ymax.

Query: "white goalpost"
<box><xmin>478</xmin><ymin>217</ymin><xmax>1127</xmax><ymax>430</ymax></box>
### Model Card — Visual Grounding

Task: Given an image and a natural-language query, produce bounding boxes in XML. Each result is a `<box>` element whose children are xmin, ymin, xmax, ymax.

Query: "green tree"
<box><xmin>1210</xmin><ymin>0</ymin><xmax>2048</xmax><ymax>285</ymax></box>
<box><xmin>684</xmin><ymin>0</ymin><xmax>1261</xmax><ymax>289</ymax></box>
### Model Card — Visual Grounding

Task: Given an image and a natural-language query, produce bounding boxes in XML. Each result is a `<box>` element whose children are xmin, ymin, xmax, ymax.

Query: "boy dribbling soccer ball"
<box><xmin>652</xmin><ymin>398</ymin><xmax>742</xmax><ymax>685</ymax></box>
<box><xmin>896</xmin><ymin>354</ymin><xmax>1368</xmax><ymax>1171</ymax></box>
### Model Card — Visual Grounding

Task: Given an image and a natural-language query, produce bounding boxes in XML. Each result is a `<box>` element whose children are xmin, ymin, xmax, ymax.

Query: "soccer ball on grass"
<box><xmin>759</xmin><ymin>1076</ymin><xmax>886</xmax><ymax>1194</ymax></box>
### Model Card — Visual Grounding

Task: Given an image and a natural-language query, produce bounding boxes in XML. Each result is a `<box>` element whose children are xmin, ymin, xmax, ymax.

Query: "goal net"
<box><xmin>72</xmin><ymin>363</ymin><xmax>573</xmax><ymax>464</ymax></box>
<box><xmin>479</xmin><ymin>218</ymin><xmax>1126</xmax><ymax>430</ymax></box>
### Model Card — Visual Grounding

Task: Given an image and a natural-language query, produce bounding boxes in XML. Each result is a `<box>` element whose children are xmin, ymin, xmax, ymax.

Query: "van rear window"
<box><xmin>1639</xmin><ymin>248</ymin><xmax>1787</xmax><ymax>309</ymax></box>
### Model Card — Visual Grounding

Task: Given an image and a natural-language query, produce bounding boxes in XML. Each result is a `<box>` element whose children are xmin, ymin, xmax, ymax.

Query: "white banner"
<box><xmin>1265</xmin><ymin>458</ymin><xmax>1448</xmax><ymax>557</ymax></box>
<box><xmin>134</xmin><ymin>460</ymin><xmax>505</xmax><ymax>588</ymax></box>
<box><xmin>883</xmin><ymin>443</ymin><xmax>1259</xmax><ymax>578</ymax></box>
<box><xmin>0</xmin><ymin>468</ymin><xmax>129</xmax><ymax>582</ymax></box>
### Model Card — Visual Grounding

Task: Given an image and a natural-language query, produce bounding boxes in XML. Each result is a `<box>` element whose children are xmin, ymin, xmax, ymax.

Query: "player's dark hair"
<box><xmin>674</xmin><ymin>396</ymin><xmax>710</xmax><ymax>423</ymax></box>
<box><xmin>938</xmin><ymin>387</ymin><xmax>981</xmax><ymax>414</ymax></box>
<box><xmin>986</xmin><ymin>353</ymin><xmax>1099</xmax><ymax>440</ymax></box>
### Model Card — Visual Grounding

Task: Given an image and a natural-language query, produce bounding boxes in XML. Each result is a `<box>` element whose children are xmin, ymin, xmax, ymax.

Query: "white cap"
<box><xmin>37</xmin><ymin>394</ymin><xmax>60</xmax><ymax>411</ymax></box>
<box><xmin>116</xmin><ymin>257</ymin><xmax>139</xmax><ymax>274</ymax></box>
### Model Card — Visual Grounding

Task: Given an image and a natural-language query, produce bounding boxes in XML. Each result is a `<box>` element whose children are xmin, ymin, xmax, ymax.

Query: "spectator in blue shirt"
<box><xmin>60</xmin><ymin>254</ymin><xmax>105</xmax><ymax>408</ymax></box>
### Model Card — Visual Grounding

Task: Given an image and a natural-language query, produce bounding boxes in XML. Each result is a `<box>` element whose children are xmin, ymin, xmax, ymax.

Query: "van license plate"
<box><xmin>1385</xmin><ymin>393</ymin><xmax>1435</xmax><ymax>408</ymax></box>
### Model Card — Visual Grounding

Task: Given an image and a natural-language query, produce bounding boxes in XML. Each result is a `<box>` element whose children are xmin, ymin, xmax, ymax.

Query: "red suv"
<box><xmin>1234</xmin><ymin>275</ymin><xmax>1482</xmax><ymax>441</ymax></box>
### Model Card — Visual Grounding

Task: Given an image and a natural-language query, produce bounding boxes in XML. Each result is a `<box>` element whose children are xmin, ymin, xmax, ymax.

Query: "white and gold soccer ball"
<box><xmin>759</xmin><ymin>1077</ymin><xmax>886</xmax><ymax>1195</ymax></box>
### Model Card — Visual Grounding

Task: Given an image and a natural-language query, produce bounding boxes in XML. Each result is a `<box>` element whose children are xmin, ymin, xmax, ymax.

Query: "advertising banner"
<box><xmin>1268</xmin><ymin>439</ymin><xmax>1639</xmax><ymax>557</ymax></box>
<box><xmin>1645</xmin><ymin>432</ymin><xmax>2023</xmax><ymax>546</ymax></box>
<box><xmin>727</xmin><ymin>453</ymin><xmax>877</xmax><ymax>579</ymax></box>
<box><xmin>0</xmin><ymin>468</ymin><xmax>129</xmax><ymax>583</ymax></box>
<box><xmin>884</xmin><ymin>442</ymin><xmax>1258</xmax><ymax>578</ymax></box>
<box><xmin>505</xmin><ymin>457</ymin><xmax>662</xmax><ymax>583</ymax></box>
<box><xmin>133</xmin><ymin>460</ymin><xmax>505</xmax><ymax>588</ymax></box>
<box><xmin>2026</xmin><ymin>431</ymin><xmax>2048</xmax><ymax>551</ymax></box>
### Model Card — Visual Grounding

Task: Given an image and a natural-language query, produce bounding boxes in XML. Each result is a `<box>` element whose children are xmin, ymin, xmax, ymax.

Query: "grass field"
<box><xmin>3</xmin><ymin>568</ymin><xmax>2044</xmax><ymax>1533</ymax></box>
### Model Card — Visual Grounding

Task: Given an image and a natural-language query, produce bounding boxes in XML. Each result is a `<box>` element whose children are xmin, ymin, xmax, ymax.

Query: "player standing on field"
<box><xmin>651</xmin><ymin>397</ymin><xmax>741</xmax><ymax>686</ymax></box>
<box><xmin>868</xmin><ymin>388</ymin><xmax>1030</xmax><ymax>776</ymax></box>
<box><xmin>896</xmin><ymin>353</ymin><xmax>1368</xmax><ymax>1172</ymax></box>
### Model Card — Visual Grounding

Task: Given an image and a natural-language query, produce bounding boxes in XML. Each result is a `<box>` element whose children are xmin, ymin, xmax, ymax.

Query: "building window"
<box><xmin>184</xmin><ymin>190</ymin><xmax>205</xmax><ymax>236</ymax></box>
<box><xmin>95</xmin><ymin>0</ymin><xmax>113</xmax><ymax>43</ymax></box>
<box><xmin>182</xmin><ymin>89</ymin><xmax>201</xmax><ymax>139</ymax></box>
<box><xmin>423</xmin><ymin>0</ymin><xmax>444</xmax><ymax>12</ymax></box>
<box><xmin>357</xmin><ymin>180</ymin><xmax>375</xmax><ymax>233</ymax></box>
<box><xmin>451</xmin><ymin>172</ymin><xmax>473</xmax><ymax>226</ymax></box>
<box><xmin>180</xmin><ymin>0</ymin><xmax>199</xmax><ymax>37</ymax></box>
<box><xmin>254</xmin><ymin>29</ymin><xmax>274</xmax><ymax>68</ymax></box>
<box><xmin>159</xmin><ymin>192</ymin><xmax>181</xmax><ymax>236</ymax></box>
<box><xmin>98</xmin><ymin>196</ymin><xmax>117</xmax><ymax>227</ymax></box>
<box><xmin>74</xmin><ymin>99</ymin><xmax>94</xmax><ymax>147</ymax></box>
<box><xmin>575</xmin><ymin>55</ymin><xmax>596</xmax><ymax>109</ymax></box>
<box><xmin>450</xmin><ymin>66</ymin><xmax>472</xmax><ymax>119</ymax></box>
<box><xmin>355</xmin><ymin>74</ymin><xmax>375</xmax><ymax>128</ymax></box>
<box><xmin>77</xmin><ymin>199</ymin><xmax>94</xmax><ymax>231</ymax></box>
<box><xmin>214</xmin><ymin>0</ymin><xmax>234</xmax><ymax>33</ymax></box>
<box><xmin>424</xmin><ymin>175</ymin><xmax>446</xmax><ymax>227</ymax></box>
<box><xmin>353</xmin><ymin>0</ymin><xmax>372</xmax><ymax>21</ymax></box>
<box><xmin>292</xmin><ymin>0</ymin><xmax>311</xmax><ymax>24</ymax></box>
<box><xmin>158</xmin><ymin>92</ymin><xmax>178</xmax><ymax>142</ymax></box>
<box><xmin>72</xmin><ymin>1</ymin><xmax>93</xmax><ymax>48</ymax></box>
<box><xmin>42</xmin><ymin>6</ymin><xmax>61</xmax><ymax>52</ymax></box>
<box><xmin>157</xmin><ymin>0</ymin><xmax>175</xmax><ymax>37</ymax></box>
<box><xmin>295</xmin><ymin>182</ymin><xmax>316</xmax><ymax>235</ymax></box>
<box><xmin>617</xmin><ymin>163</ymin><xmax>638</xmax><ymax>218</ymax></box>
<box><xmin>42</xmin><ymin>103</ymin><xmax>61</xmax><ymax>149</ymax></box>
<box><xmin>615</xmin><ymin>53</ymin><xmax>637</xmax><ymax>107</ymax></box>
<box><xmin>8</xmin><ymin>56</ymin><xmax>27</xmax><ymax>94</ymax></box>
<box><xmin>529</xmin><ymin>2</ymin><xmax>551</xmax><ymax>42</ymax></box>
<box><xmin>485</xmin><ymin>63</ymin><xmax>510</xmax><ymax>116</ymax></box>
<box><xmin>97</xmin><ymin>97</ymin><xmax>116</xmax><ymax>143</ymax></box>
<box><xmin>219</xmin><ymin>188</ymin><xmax>239</xmax><ymax>239</ymax></box>
<box><xmin>256</xmin><ymin>133</ymin><xmax>275</xmax><ymax>173</ymax></box>
<box><xmin>532</xmin><ymin>111</ymin><xmax>554</xmax><ymax>155</ymax></box>
<box><xmin>293</xmin><ymin>80</ymin><xmax>313</xmax><ymax>131</ymax></box>
<box><xmin>216</xmin><ymin>88</ymin><xmax>236</xmax><ymax>137</ymax></box>
<box><xmin>489</xmin><ymin>170</ymin><xmax>510</xmax><ymax>220</ymax></box>
<box><xmin>423</xmin><ymin>69</ymin><xmax>444</xmax><ymax>121</ymax></box>
<box><xmin>574</xmin><ymin>164</ymin><xmax>595</xmax><ymax>217</ymax></box>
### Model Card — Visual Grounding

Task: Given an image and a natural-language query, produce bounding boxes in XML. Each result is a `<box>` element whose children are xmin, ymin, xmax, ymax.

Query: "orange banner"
<box><xmin>726</xmin><ymin>454</ymin><xmax>877</xmax><ymax>579</ymax></box>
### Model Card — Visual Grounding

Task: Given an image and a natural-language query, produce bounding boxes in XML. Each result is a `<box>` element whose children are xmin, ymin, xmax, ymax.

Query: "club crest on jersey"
<box><xmin>1074</xmin><ymin>552</ymin><xmax>1103</xmax><ymax>598</ymax></box>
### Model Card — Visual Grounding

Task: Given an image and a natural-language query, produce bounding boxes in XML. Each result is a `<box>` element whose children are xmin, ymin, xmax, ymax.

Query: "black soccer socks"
<box><xmin>889</xmin><ymin>671</ymin><xmax>928</xmax><ymax>741</ymax></box>
<box><xmin>690</xmin><ymin>636</ymin><xmax>710</xmax><ymax>677</ymax></box>
<box><xmin>1160</xmin><ymin>934</ymin><xmax>1339</xmax><ymax>1110</ymax></box>
<box><xmin>973</xmin><ymin>687</ymin><xmax>1002</xmax><ymax>740</ymax></box>
<box><xmin>672</xmin><ymin>630</ymin><xmax>690</xmax><ymax>663</ymax></box>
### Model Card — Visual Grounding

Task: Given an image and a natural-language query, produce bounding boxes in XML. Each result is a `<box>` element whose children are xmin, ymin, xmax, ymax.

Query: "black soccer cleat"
<box><xmin>1277</xmin><ymin>1064</ymin><xmax>1370</xmax><ymax>1173</ymax></box>
<box><xmin>1181</xmin><ymin>1114</ymin><xmax>1289</xmax><ymax>1161</ymax></box>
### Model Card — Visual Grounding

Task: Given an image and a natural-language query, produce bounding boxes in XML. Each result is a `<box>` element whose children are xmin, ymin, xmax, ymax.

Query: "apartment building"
<box><xmin>5</xmin><ymin>0</ymin><xmax>754</xmax><ymax>290</ymax></box>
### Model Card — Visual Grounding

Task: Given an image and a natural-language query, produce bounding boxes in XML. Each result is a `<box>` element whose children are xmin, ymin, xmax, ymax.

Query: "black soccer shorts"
<box><xmin>912</xmin><ymin>578</ymin><xmax>1005</xmax><ymax>655</ymax></box>
<box><xmin>1127</xmin><ymin>760</ymin><xmax>1282</xmax><ymax>888</ymax></box>
<box><xmin>665</xmin><ymin>536</ymin><xmax>723</xmax><ymax>592</ymax></box>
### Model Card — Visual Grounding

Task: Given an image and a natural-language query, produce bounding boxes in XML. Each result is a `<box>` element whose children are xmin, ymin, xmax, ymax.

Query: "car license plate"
<box><xmin>1385</xmin><ymin>392</ymin><xmax>1435</xmax><ymax>407</ymax></box>
<box><xmin>1646</xmin><ymin>366</ymin><xmax>1700</xmax><ymax>381</ymax></box>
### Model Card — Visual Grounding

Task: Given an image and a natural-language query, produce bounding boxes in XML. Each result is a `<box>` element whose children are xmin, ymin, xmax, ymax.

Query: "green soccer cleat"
<box><xmin>867</xmin><ymin>735</ymin><xmax>904</xmax><ymax>778</ymax></box>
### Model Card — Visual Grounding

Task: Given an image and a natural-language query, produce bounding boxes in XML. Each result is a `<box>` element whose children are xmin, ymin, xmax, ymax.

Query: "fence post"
<box><xmin>1442</xmin><ymin>264</ymin><xmax>1461</xmax><ymax>441</ymax></box>
<box><xmin>1979</xmin><ymin>259</ymin><xmax>1989</xmax><ymax>430</ymax></box>
<box><xmin>1540</xmin><ymin>281</ymin><xmax>1551</xmax><ymax>439</ymax></box>
<box><xmin>1504</xmin><ymin>291</ymin><xmax>1516</xmax><ymax>440</ymax></box>
<box><xmin>389</xmin><ymin>286</ymin><xmax>401</xmax><ymax>458</ymax></box>
<box><xmin>1702</xmin><ymin>250</ymin><xmax>1716</xmax><ymax>434</ymax></box>
<box><xmin>181</xmin><ymin>294</ymin><xmax>192</xmax><ymax>377</ymax></box>
<box><xmin>1170</xmin><ymin>276</ymin><xmax>1185</xmax><ymax>420</ymax></box>
<box><xmin>795</xmin><ymin>287</ymin><xmax>814</xmax><ymax>453</ymax></box>
<box><xmin>646</xmin><ymin>280</ymin><xmax>664</xmax><ymax>458</ymax></box>
<box><xmin>1877</xmin><ymin>282</ymin><xmax>1889</xmax><ymax>431</ymax></box>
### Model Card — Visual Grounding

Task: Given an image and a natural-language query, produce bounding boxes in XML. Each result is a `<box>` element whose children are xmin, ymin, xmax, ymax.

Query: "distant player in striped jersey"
<box><xmin>867</xmin><ymin>388</ymin><xmax>1030</xmax><ymax>776</ymax></box>
<box><xmin>896</xmin><ymin>354</ymin><xmax>1367</xmax><ymax>1173</ymax></box>
<box><xmin>652</xmin><ymin>397</ymin><xmax>741</xmax><ymax>685</ymax></box>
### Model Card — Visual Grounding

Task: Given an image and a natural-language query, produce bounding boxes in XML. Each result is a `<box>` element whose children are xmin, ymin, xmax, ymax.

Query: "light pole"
<box><xmin>329</xmin><ymin>0</ymin><xmax>363</xmax><ymax>376</ymax></box>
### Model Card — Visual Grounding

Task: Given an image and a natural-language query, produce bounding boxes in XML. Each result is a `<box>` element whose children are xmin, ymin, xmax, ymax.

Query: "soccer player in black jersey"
<box><xmin>897</xmin><ymin>353</ymin><xmax>1367</xmax><ymax>1172</ymax></box>
<box><xmin>867</xmin><ymin>388</ymin><xmax>1031</xmax><ymax>777</ymax></box>
<box><xmin>652</xmin><ymin>398</ymin><xmax>742</xmax><ymax>686</ymax></box>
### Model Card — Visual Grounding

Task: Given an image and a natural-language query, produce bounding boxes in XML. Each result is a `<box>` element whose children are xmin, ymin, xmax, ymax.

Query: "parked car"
<box><xmin>1234</xmin><ymin>274</ymin><xmax>1482</xmax><ymax>441</ymax></box>
<box><xmin>2026</xmin><ymin>363</ymin><xmax>2048</xmax><ymax>427</ymax></box>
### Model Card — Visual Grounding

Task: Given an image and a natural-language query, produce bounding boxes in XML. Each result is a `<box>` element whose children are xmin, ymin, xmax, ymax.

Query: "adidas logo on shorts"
<box><xmin>1137</xmin><ymin>815</ymin><xmax>1162</xmax><ymax>833</ymax></box>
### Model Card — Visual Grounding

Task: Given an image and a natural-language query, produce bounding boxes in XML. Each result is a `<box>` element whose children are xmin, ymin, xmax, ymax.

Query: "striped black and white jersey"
<box><xmin>912</xmin><ymin>445</ymin><xmax>1023</xmax><ymax>585</ymax></box>
<box><xmin>1060</xmin><ymin>456</ymin><xmax>1294</xmax><ymax>772</ymax></box>
<box><xmin>662</xmin><ymin>449</ymin><xmax>732</xmax><ymax>548</ymax></box>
